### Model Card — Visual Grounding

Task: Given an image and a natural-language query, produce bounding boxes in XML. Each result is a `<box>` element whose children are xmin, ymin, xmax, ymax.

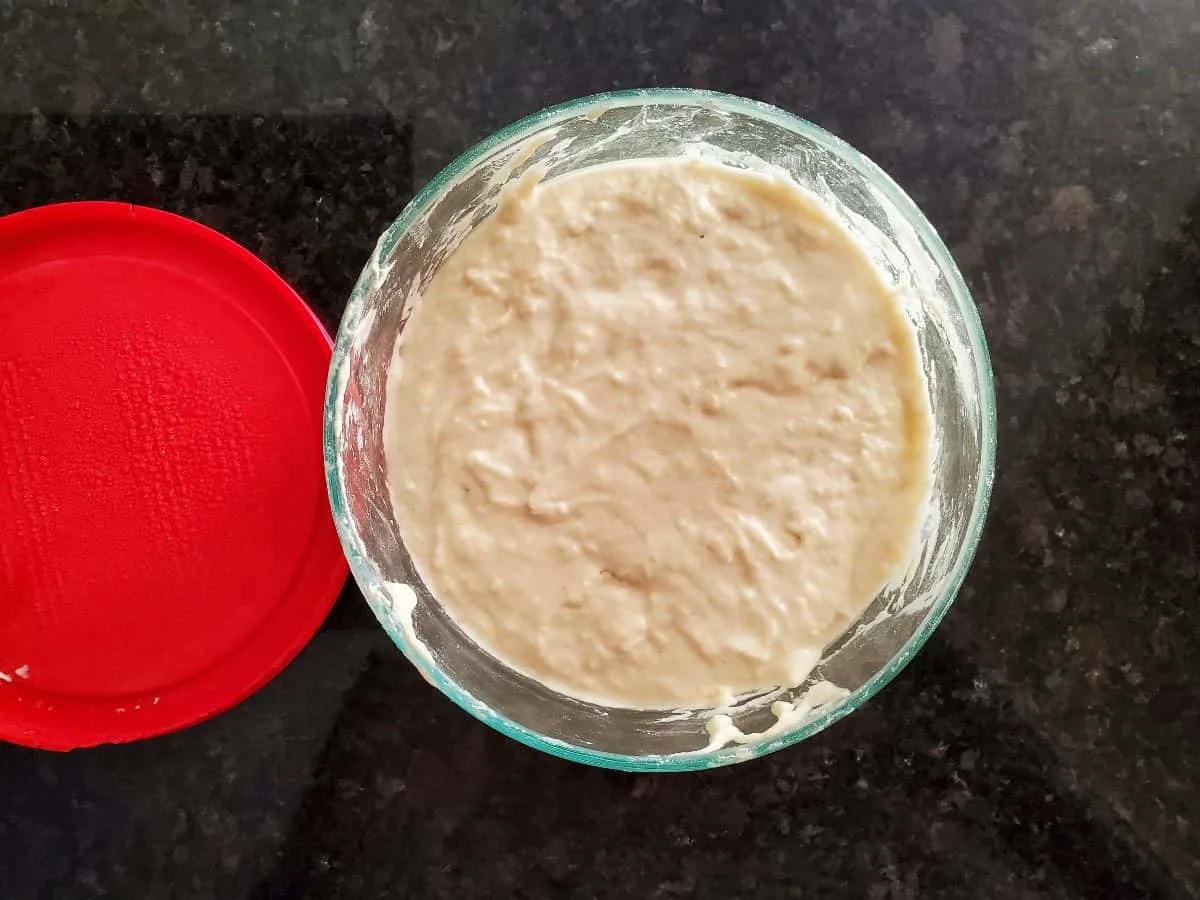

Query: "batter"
<box><xmin>384</xmin><ymin>158</ymin><xmax>930</xmax><ymax>709</ymax></box>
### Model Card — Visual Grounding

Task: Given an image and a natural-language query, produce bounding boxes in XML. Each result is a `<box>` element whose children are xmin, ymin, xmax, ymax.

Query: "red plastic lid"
<box><xmin>0</xmin><ymin>202</ymin><xmax>347</xmax><ymax>750</ymax></box>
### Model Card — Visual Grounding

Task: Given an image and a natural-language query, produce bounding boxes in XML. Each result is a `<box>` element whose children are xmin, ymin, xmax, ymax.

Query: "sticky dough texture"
<box><xmin>384</xmin><ymin>159</ymin><xmax>930</xmax><ymax>709</ymax></box>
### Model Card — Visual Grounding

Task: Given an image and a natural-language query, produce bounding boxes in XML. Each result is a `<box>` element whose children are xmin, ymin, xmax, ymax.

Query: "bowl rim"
<box><xmin>324</xmin><ymin>87</ymin><xmax>998</xmax><ymax>772</ymax></box>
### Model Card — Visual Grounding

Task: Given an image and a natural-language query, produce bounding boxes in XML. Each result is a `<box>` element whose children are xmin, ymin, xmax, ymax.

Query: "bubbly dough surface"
<box><xmin>384</xmin><ymin>159</ymin><xmax>930</xmax><ymax>708</ymax></box>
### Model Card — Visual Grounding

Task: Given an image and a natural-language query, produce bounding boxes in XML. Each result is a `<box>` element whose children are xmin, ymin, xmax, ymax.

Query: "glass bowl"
<box><xmin>324</xmin><ymin>89</ymin><xmax>996</xmax><ymax>771</ymax></box>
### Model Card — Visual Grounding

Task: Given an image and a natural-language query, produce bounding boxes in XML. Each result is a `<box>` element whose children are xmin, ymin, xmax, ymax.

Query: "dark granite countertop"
<box><xmin>1</xmin><ymin>0</ymin><xmax>1198</xmax><ymax>897</ymax></box>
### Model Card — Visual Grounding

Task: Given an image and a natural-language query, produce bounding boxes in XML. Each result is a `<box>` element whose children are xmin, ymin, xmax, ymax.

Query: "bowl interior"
<box><xmin>324</xmin><ymin>89</ymin><xmax>995</xmax><ymax>771</ymax></box>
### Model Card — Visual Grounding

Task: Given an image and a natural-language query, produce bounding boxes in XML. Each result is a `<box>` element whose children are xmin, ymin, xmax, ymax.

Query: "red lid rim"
<box><xmin>0</xmin><ymin>201</ymin><xmax>348</xmax><ymax>750</ymax></box>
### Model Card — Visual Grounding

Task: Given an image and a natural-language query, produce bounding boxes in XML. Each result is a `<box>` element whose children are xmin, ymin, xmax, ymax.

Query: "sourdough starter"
<box><xmin>383</xmin><ymin>158</ymin><xmax>930</xmax><ymax>709</ymax></box>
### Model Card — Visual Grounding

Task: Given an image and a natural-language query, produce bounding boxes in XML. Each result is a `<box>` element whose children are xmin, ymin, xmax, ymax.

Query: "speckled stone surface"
<box><xmin>1</xmin><ymin>0</ymin><xmax>1198</xmax><ymax>897</ymax></box>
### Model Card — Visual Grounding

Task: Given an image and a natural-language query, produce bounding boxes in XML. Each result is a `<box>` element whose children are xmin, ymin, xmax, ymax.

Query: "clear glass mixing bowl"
<box><xmin>324</xmin><ymin>89</ymin><xmax>996</xmax><ymax>771</ymax></box>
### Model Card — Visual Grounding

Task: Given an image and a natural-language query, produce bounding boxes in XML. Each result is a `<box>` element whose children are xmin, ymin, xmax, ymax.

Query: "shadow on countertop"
<box><xmin>243</xmin><ymin>187</ymin><xmax>1200</xmax><ymax>899</ymax></box>
<box><xmin>1</xmin><ymin>111</ymin><xmax>1197</xmax><ymax>899</ymax></box>
<box><xmin>0</xmin><ymin>112</ymin><xmax>415</xmax><ymax>336</ymax></box>
<box><xmin>949</xmin><ymin>179</ymin><xmax>1200</xmax><ymax>897</ymax></box>
<box><xmin>249</xmin><ymin>636</ymin><xmax>1174</xmax><ymax>900</ymax></box>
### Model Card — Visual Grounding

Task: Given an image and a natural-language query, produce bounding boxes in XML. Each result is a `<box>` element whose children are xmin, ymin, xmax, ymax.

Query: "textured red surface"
<box><xmin>0</xmin><ymin>202</ymin><xmax>347</xmax><ymax>750</ymax></box>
